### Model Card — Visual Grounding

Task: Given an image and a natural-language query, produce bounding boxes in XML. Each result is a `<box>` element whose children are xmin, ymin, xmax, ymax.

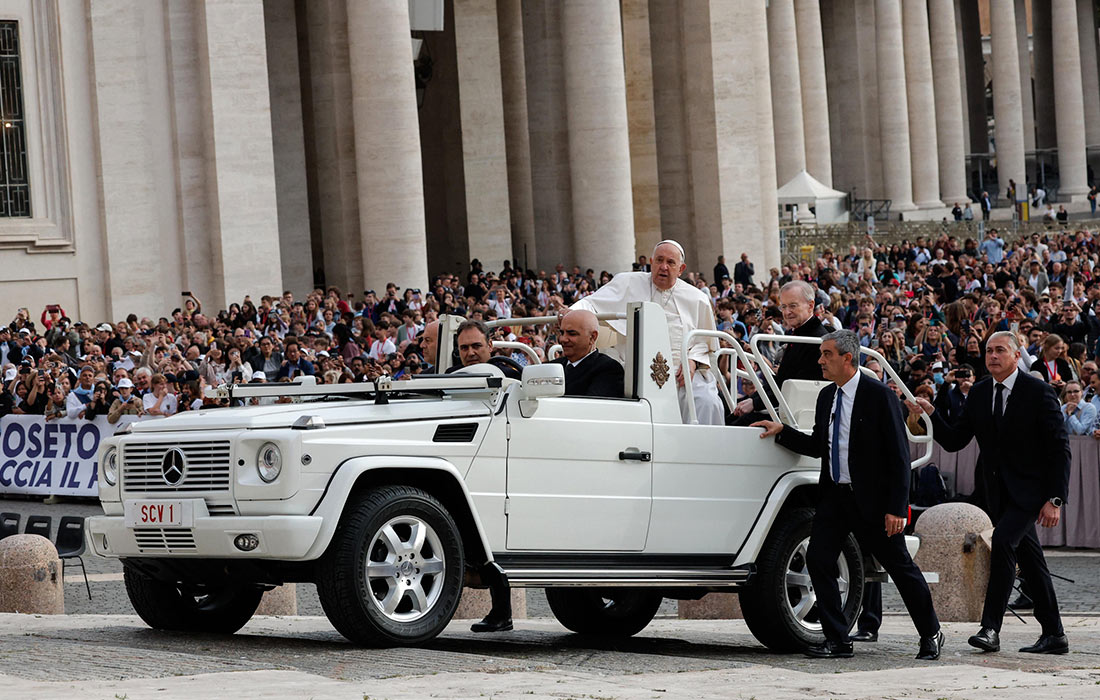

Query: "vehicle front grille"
<box><xmin>205</xmin><ymin>503</ymin><xmax>237</xmax><ymax>516</ymax></box>
<box><xmin>122</xmin><ymin>441</ymin><xmax>232</xmax><ymax>493</ymax></box>
<box><xmin>134</xmin><ymin>528</ymin><xmax>196</xmax><ymax>552</ymax></box>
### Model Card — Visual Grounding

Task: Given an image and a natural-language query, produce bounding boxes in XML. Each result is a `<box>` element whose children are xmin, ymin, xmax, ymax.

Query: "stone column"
<box><xmin>561</xmin><ymin>0</ymin><xmax>635</xmax><ymax>272</ymax></box>
<box><xmin>794</xmin><ymin>0</ymin><xmax>831</xmax><ymax>186</ymax></box>
<box><xmin>263</xmin><ymin>0</ymin><xmax>314</xmax><ymax>296</ymax></box>
<box><xmin>648</xmin><ymin>0</ymin><xmax>692</xmax><ymax>254</ymax></box>
<box><xmin>767</xmin><ymin>0</ymin><xmax>806</xmax><ymax>186</ymax></box>
<box><xmin>823</xmin><ymin>0</ymin><xmax>866</xmax><ymax>196</ymax></box>
<box><xmin>523</xmin><ymin>1</ymin><xmax>574</xmax><ymax>270</ymax></box>
<box><xmin>927</xmin><ymin>0</ymin><xmax>968</xmax><ymax>206</ymax></box>
<box><xmin>346</xmin><ymin>0</ymin><xmax>429</xmax><ymax>290</ymax></box>
<box><xmin>874</xmin><ymin>0</ymin><xmax>915</xmax><ymax>211</ymax></box>
<box><xmin>304</xmin><ymin>0</ymin><xmax>362</xmax><ymax>293</ymax></box>
<box><xmin>990</xmin><ymin>0</ymin><xmax>1027</xmax><ymax>198</ymax></box>
<box><xmin>901</xmin><ymin>0</ymin><xmax>942</xmax><ymax>209</ymax></box>
<box><xmin>959</xmin><ymin>0</ymin><xmax>988</xmax><ymax>155</ymax></box>
<box><xmin>199</xmin><ymin>0</ymin><xmax>284</xmax><ymax>305</ymax></box>
<box><xmin>1033</xmin><ymin>0</ymin><xmax>1057</xmax><ymax>150</ymax></box>
<box><xmin>496</xmin><ymin>0</ymin><xmax>536</xmax><ymax>269</ymax></box>
<box><xmin>1015</xmin><ymin>0</ymin><xmax>1037</xmax><ymax>159</ymax></box>
<box><xmin>621</xmin><ymin>0</ymin><xmax>662</xmax><ymax>257</ymax></box>
<box><xmin>1051</xmin><ymin>0</ymin><xmax>1090</xmax><ymax>199</ymax></box>
<box><xmin>1077</xmin><ymin>0</ymin><xmax>1100</xmax><ymax>172</ymax></box>
<box><xmin>453</xmin><ymin>0</ymin><xmax>513</xmax><ymax>267</ymax></box>
<box><xmin>856</xmin><ymin>0</ymin><xmax>885</xmax><ymax>197</ymax></box>
<box><xmin>751</xmin><ymin>0</ymin><xmax>781</xmax><ymax>269</ymax></box>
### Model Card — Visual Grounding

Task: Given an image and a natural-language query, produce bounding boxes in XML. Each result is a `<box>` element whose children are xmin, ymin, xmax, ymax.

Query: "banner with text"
<box><xmin>0</xmin><ymin>415</ymin><xmax>137</xmax><ymax>497</ymax></box>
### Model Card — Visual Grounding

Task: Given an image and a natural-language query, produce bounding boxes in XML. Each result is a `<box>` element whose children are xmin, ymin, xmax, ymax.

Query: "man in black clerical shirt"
<box><xmin>552</xmin><ymin>309</ymin><xmax>624</xmax><ymax>398</ymax></box>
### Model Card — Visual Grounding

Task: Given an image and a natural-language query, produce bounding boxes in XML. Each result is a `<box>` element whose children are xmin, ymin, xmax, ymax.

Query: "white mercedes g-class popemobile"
<box><xmin>88</xmin><ymin>301</ymin><xmax>932</xmax><ymax>651</ymax></box>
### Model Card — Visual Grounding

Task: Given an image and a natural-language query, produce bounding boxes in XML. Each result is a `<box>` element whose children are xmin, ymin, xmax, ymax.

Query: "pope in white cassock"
<box><xmin>567</xmin><ymin>240</ymin><xmax>724</xmax><ymax>425</ymax></box>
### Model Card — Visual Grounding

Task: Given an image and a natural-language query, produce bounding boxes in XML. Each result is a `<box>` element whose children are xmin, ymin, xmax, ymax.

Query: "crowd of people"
<box><xmin>3</xmin><ymin>223</ymin><xmax>1100</xmax><ymax>437</ymax></box>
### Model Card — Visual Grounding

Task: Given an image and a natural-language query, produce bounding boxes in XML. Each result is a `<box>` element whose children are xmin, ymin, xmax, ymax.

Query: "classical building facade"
<box><xmin>0</xmin><ymin>0</ymin><xmax>1097</xmax><ymax>320</ymax></box>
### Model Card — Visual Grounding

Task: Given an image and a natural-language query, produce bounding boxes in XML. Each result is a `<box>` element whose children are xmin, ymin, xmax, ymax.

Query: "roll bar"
<box><xmin>680</xmin><ymin>329</ymin><xmax>780</xmax><ymax>425</ymax></box>
<box><xmin>492</xmin><ymin>341</ymin><xmax>540</xmax><ymax>364</ymax></box>
<box><xmin>747</xmin><ymin>333</ymin><xmax>933</xmax><ymax>469</ymax></box>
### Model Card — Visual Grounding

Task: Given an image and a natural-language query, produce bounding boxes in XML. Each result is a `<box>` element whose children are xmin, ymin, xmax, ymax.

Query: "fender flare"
<box><xmin>303</xmin><ymin>455</ymin><xmax>494</xmax><ymax>563</ymax></box>
<box><xmin>733</xmin><ymin>470</ymin><xmax>819</xmax><ymax>567</ymax></box>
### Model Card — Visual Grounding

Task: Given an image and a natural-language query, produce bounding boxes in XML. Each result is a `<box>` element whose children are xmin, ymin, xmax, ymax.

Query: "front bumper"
<box><xmin>88</xmin><ymin>512</ymin><xmax>325</xmax><ymax>560</ymax></box>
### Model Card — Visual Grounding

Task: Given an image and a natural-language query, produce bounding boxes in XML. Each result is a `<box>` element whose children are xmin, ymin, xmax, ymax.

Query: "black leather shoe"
<box><xmin>1019</xmin><ymin>634</ymin><xmax>1069</xmax><ymax>654</ymax></box>
<box><xmin>916</xmin><ymin>630</ymin><xmax>945</xmax><ymax>660</ymax></box>
<box><xmin>470</xmin><ymin>614</ymin><xmax>513</xmax><ymax>633</ymax></box>
<box><xmin>1009</xmin><ymin>593</ymin><xmax>1033</xmax><ymax>609</ymax></box>
<box><xmin>850</xmin><ymin>629</ymin><xmax>878</xmax><ymax>642</ymax></box>
<box><xmin>967</xmin><ymin>627</ymin><xmax>1000</xmax><ymax>652</ymax></box>
<box><xmin>804</xmin><ymin>640</ymin><xmax>854</xmax><ymax>658</ymax></box>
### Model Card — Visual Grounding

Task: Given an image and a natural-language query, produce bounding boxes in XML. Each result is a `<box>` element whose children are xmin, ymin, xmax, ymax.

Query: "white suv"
<box><xmin>88</xmin><ymin>302</ymin><xmax>929</xmax><ymax>651</ymax></box>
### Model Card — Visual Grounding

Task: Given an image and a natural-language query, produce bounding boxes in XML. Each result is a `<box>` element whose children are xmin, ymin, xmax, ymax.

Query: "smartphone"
<box><xmin>1010</xmin><ymin>321</ymin><xmax>1020</xmax><ymax>334</ymax></box>
<box><xmin>46</xmin><ymin>304</ymin><xmax>59</xmax><ymax>312</ymax></box>
<box><xmin>182</xmin><ymin>291</ymin><xmax>192</xmax><ymax>297</ymax></box>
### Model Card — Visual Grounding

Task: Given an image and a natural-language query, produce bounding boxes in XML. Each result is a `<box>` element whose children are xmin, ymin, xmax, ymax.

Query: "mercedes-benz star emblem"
<box><xmin>161</xmin><ymin>448</ymin><xmax>187</xmax><ymax>486</ymax></box>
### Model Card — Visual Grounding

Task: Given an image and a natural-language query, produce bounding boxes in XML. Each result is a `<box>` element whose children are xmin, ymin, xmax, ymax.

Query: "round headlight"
<box><xmin>256</xmin><ymin>442</ymin><xmax>282</xmax><ymax>483</ymax></box>
<box><xmin>102</xmin><ymin>447</ymin><xmax>118</xmax><ymax>486</ymax></box>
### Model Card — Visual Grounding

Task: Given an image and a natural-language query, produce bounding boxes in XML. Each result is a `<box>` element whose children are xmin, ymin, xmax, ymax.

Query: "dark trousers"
<box><xmin>981</xmin><ymin>505</ymin><xmax>1063</xmax><ymax>635</ymax></box>
<box><xmin>808</xmin><ymin>486</ymin><xmax>939</xmax><ymax>643</ymax></box>
<box><xmin>480</xmin><ymin>563</ymin><xmax>513</xmax><ymax>619</ymax></box>
<box><xmin>858</xmin><ymin>581</ymin><xmax>882</xmax><ymax>633</ymax></box>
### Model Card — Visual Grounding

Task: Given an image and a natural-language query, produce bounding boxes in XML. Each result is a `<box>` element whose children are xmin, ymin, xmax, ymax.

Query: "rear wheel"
<box><xmin>740</xmin><ymin>507</ymin><xmax>863</xmax><ymax>652</ymax></box>
<box><xmin>317</xmin><ymin>485</ymin><xmax>464</xmax><ymax>646</ymax></box>
<box><xmin>545</xmin><ymin>588</ymin><xmax>662</xmax><ymax>637</ymax></box>
<box><xmin>123</xmin><ymin>565</ymin><xmax>263</xmax><ymax>634</ymax></box>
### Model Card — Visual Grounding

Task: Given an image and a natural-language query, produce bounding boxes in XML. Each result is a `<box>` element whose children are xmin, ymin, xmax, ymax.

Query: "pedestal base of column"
<box><xmin>892</xmin><ymin>200</ymin><xmax>918</xmax><ymax>212</ymax></box>
<box><xmin>941</xmin><ymin>194</ymin><xmax>972</xmax><ymax>208</ymax></box>
<box><xmin>915</xmin><ymin>199</ymin><xmax>945</xmax><ymax>210</ymax></box>
<box><xmin>1059</xmin><ymin>188</ymin><xmax>1091</xmax><ymax>203</ymax></box>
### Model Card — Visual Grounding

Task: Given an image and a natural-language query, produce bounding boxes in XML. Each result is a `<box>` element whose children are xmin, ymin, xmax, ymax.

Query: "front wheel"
<box><xmin>317</xmin><ymin>485</ymin><xmax>465</xmax><ymax>646</ymax></box>
<box><xmin>545</xmin><ymin>588</ymin><xmax>662</xmax><ymax>637</ymax></box>
<box><xmin>123</xmin><ymin>565</ymin><xmax>263</xmax><ymax>634</ymax></box>
<box><xmin>739</xmin><ymin>507</ymin><xmax>863</xmax><ymax>652</ymax></box>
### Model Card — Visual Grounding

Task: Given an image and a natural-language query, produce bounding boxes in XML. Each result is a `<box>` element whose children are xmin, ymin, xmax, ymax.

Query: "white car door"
<box><xmin>504</xmin><ymin>393</ymin><xmax>653</xmax><ymax>551</ymax></box>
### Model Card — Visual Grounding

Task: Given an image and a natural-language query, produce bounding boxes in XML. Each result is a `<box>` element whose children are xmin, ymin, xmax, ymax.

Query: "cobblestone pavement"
<box><xmin>3</xmin><ymin>497</ymin><xmax>1100</xmax><ymax>698</ymax></box>
<box><xmin>1</xmin><ymin>615</ymin><xmax>1099</xmax><ymax>699</ymax></box>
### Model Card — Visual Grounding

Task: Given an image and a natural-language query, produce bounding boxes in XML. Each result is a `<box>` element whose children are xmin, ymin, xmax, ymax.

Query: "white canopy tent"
<box><xmin>776</xmin><ymin>170</ymin><xmax>849</xmax><ymax>223</ymax></box>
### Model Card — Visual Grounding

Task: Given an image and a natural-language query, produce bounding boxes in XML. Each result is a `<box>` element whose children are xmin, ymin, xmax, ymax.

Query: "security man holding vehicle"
<box><xmin>753</xmin><ymin>329</ymin><xmax>943</xmax><ymax>660</ymax></box>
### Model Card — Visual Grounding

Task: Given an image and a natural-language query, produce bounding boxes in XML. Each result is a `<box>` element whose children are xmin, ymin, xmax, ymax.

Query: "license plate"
<box><xmin>124</xmin><ymin>500</ymin><xmax>193</xmax><ymax>527</ymax></box>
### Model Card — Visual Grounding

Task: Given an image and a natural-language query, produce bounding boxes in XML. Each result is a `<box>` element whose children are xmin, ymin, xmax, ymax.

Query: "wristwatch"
<box><xmin>1049</xmin><ymin>497</ymin><xmax>1064</xmax><ymax>508</ymax></box>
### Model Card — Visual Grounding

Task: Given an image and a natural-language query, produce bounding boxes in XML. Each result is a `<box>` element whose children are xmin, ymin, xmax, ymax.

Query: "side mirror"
<box><xmin>519</xmin><ymin>363</ymin><xmax>564</xmax><ymax>416</ymax></box>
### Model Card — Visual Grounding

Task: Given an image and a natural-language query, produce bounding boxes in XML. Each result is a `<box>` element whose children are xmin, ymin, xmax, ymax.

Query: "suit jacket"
<box><xmin>775</xmin><ymin>374</ymin><xmax>911</xmax><ymax>523</ymax></box>
<box><xmin>552</xmin><ymin>352</ymin><xmax>624</xmax><ymax>398</ymax></box>
<box><xmin>734</xmin><ymin>261</ymin><xmax>755</xmax><ymax>287</ymax></box>
<box><xmin>931</xmin><ymin>372</ymin><xmax>1070</xmax><ymax>512</ymax></box>
<box><xmin>751</xmin><ymin>316</ymin><xmax>828</xmax><ymax>411</ymax></box>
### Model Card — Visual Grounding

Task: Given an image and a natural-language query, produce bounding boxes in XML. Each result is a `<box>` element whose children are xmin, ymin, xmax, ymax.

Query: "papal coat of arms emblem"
<box><xmin>650</xmin><ymin>352</ymin><xmax>670</xmax><ymax>388</ymax></box>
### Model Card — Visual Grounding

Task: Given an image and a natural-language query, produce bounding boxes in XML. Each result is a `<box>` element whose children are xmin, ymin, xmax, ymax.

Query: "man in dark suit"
<box><xmin>732</xmin><ymin>280</ymin><xmax>827</xmax><ymax>424</ymax></box>
<box><xmin>733</xmin><ymin>252</ymin><xmax>755</xmax><ymax>288</ymax></box>
<box><xmin>552</xmin><ymin>309</ymin><xmax>624</xmax><ymax>397</ymax></box>
<box><xmin>754</xmin><ymin>330</ymin><xmax>943</xmax><ymax>660</ymax></box>
<box><xmin>713</xmin><ymin>255</ymin><xmax>730</xmax><ymax>286</ymax></box>
<box><xmin>909</xmin><ymin>330</ymin><xmax>1070</xmax><ymax>655</ymax></box>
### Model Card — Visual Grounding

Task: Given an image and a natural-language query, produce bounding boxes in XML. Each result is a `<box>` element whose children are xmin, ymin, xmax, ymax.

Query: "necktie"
<box><xmin>994</xmin><ymin>383</ymin><xmax>1005</xmax><ymax>423</ymax></box>
<box><xmin>831</xmin><ymin>389</ymin><xmax>843</xmax><ymax>483</ymax></box>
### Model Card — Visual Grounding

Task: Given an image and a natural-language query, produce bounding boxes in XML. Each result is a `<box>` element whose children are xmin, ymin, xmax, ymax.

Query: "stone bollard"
<box><xmin>453</xmin><ymin>586</ymin><xmax>526</xmax><ymax>620</ymax></box>
<box><xmin>912</xmin><ymin>502</ymin><xmax>993</xmax><ymax>622</ymax></box>
<box><xmin>678</xmin><ymin>593</ymin><xmax>743</xmax><ymax>619</ymax></box>
<box><xmin>255</xmin><ymin>583</ymin><xmax>297</xmax><ymax>616</ymax></box>
<box><xmin>0</xmin><ymin>534</ymin><xmax>65</xmax><ymax>614</ymax></box>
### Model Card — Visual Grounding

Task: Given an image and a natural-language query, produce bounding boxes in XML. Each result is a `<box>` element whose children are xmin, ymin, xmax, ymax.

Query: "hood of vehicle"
<box><xmin>128</xmin><ymin>398</ymin><xmax>493</xmax><ymax>432</ymax></box>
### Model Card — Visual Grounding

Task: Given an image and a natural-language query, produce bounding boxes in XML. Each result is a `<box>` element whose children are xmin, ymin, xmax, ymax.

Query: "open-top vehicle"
<box><xmin>88</xmin><ymin>301</ymin><xmax>932</xmax><ymax>650</ymax></box>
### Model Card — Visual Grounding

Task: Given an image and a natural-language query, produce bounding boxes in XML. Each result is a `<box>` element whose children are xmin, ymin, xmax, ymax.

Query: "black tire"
<box><xmin>317</xmin><ymin>485</ymin><xmax>464</xmax><ymax>646</ymax></box>
<box><xmin>739</xmin><ymin>507</ymin><xmax>863</xmax><ymax>653</ymax></box>
<box><xmin>545</xmin><ymin>588</ymin><xmax>663</xmax><ymax>637</ymax></box>
<box><xmin>123</xmin><ymin>565</ymin><xmax>262</xmax><ymax>634</ymax></box>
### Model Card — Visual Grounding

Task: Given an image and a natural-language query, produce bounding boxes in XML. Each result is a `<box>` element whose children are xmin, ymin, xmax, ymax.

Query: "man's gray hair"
<box><xmin>133</xmin><ymin>366</ymin><xmax>152</xmax><ymax>379</ymax></box>
<box><xmin>986</xmin><ymin>330</ymin><xmax>1020</xmax><ymax>352</ymax></box>
<box><xmin>822</xmin><ymin>329</ymin><xmax>860</xmax><ymax>366</ymax></box>
<box><xmin>781</xmin><ymin>280</ymin><xmax>816</xmax><ymax>304</ymax></box>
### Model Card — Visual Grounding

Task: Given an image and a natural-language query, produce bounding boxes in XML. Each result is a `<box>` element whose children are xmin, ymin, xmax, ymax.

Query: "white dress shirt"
<box><xmin>828</xmin><ymin>370</ymin><xmax>861</xmax><ymax>484</ymax></box>
<box><xmin>991</xmin><ymin>368</ymin><xmax>1019</xmax><ymax>415</ymax></box>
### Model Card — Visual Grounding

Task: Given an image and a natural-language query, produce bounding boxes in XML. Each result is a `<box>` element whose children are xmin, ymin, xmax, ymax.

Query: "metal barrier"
<box><xmin>680</xmin><ymin>329</ymin><xmax>779</xmax><ymax>425</ymax></box>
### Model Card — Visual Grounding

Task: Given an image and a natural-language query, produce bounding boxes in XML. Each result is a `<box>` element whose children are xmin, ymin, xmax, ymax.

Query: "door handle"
<box><xmin>618</xmin><ymin>450</ymin><xmax>651</xmax><ymax>462</ymax></box>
